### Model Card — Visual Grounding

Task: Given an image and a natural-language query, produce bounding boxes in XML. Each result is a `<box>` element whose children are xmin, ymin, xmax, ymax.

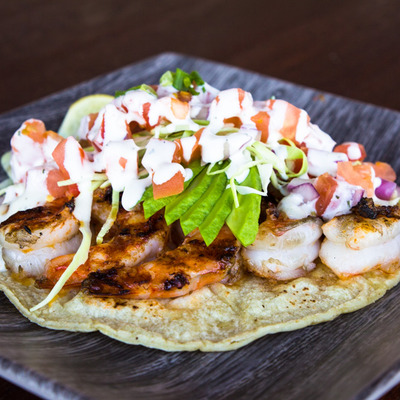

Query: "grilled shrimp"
<box><xmin>0</xmin><ymin>187</ymin><xmax>116</xmax><ymax>278</ymax></box>
<box><xmin>82</xmin><ymin>226</ymin><xmax>241</xmax><ymax>299</ymax></box>
<box><xmin>242</xmin><ymin>208</ymin><xmax>323</xmax><ymax>280</ymax></box>
<box><xmin>0</xmin><ymin>199</ymin><xmax>81</xmax><ymax>277</ymax></box>
<box><xmin>41</xmin><ymin>206</ymin><xmax>169</xmax><ymax>288</ymax></box>
<box><xmin>319</xmin><ymin>198</ymin><xmax>400</xmax><ymax>278</ymax></box>
<box><xmin>91</xmin><ymin>187</ymin><xmax>113</xmax><ymax>227</ymax></box>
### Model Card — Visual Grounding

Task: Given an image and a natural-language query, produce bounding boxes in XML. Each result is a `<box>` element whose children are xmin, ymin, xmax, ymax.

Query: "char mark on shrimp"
<box><xmin>82</xmin><ymin>226</ymin><xmax>242</xmax><ymax>299</ymax></box>
<box><xmin>352</xmin><ymin>197</ymin><xmax>400</xmax><ymax>219</ymax></box>
<box><xmin>164</xmin><ymin>273</ymin><xmax>190</xmax><ymax>291</ymax></box>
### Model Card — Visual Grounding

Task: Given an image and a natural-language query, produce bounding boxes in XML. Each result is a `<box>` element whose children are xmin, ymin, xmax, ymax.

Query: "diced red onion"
<box><xmin>287</xmin><ymin>178</ymin><xmax>314</xmax><ymax>189</ymax></box>
<box><xmin>287</xmin><ymin>182</ymin><xmax>319</xmax><ymax>202</ymax></box>
<box><xmin>375</xmin><ymin>179</ymin><xmax>397</xmax><ymax>200</ymax></box>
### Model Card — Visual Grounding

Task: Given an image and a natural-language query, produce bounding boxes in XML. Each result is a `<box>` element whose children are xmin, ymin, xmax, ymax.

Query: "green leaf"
<box><xmin>226</xmin><ymin>167</ymin><xmax>262</xmax><ymax>246</ymax></box>
<box><xmin>115</xmin><ymin>84</ymin><xmax>157</xmax><ymax>98</ymax></box>
<box><xmin>159</xmin><ymin>68</ymin><xmax>204</xmax><ymax>95</ymax></box>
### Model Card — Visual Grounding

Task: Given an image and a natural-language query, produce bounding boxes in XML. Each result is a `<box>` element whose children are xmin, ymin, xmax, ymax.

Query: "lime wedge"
<box><xmin>1</xmin><ymin>151</ymin><xmax>12</xmax><ymax>178</ymax></box>
<box><xmin>58</xmin><ymin>94</ymin><xmax>114</xmax><ymax>138</ymax></box>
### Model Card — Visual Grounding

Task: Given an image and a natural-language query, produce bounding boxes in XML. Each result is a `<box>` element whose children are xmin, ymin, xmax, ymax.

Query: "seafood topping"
<box><xmin>242</xmin><ymin>206</ymin><xmax>322</xmax><ymax>280</ymax></box>
<box><xmin>82</xmin><ymin>226</ymin><xmax>241</xmax><ymax>299</ymax></box>
<box><xmin>40</xmin><ymin>207</ymin><xmax>169</xmax><ymax>288</ymax></box>
<box><xmin>320</xmin><ymin>199</ymin><xmax>400</xmax><ymax>277</ymax></box>
<box><xmin>0</xmin><ymin>199</ymin><xmax>81</xmax><ymax>277</ymax></box>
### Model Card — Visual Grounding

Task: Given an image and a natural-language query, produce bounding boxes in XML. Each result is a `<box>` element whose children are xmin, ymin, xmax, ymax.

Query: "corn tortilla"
<box><xmin>0</xmin><ymin>262</ymin><xmax>399</xmax><ymax>351</ymax></box>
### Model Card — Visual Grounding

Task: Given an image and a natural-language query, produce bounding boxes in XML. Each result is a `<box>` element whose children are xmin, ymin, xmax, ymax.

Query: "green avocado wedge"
<box><xmin>226</xmin><ymin>166</ymin><xmax>262</xmax><ymax>246</ymax></box>
<box><xmin>164</xmin><ymin>167</ymin><xmax>214</xmax><ymax>225</ymax></box>
<box><xmin>180</xmin><ymin>169</ymin><xmax>228</xmax><ymax>236</ymax></box>
<box><xmin>199</xmin><ymin>188</ymin><xmax>234</xmax><ymax>246</ymax></box>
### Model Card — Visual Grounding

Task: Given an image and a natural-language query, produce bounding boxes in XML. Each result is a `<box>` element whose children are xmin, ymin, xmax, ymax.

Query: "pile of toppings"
<box><xmin>1</xmin><ymin>68</ymin><xmax>399</xmax><ymax>248</ymax></box>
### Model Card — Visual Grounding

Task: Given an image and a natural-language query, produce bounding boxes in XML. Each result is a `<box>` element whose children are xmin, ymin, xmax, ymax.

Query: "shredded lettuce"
<box><xmin>207</xmin><ymin>161</ymin><xmax>231</xmax><ymax>176</ymax></box>
<box><xmin>96</xmin><ymin>189</ymin><xmax>120</xmax><ymax>244</ymax></box>
<box><xmin>30</xmin><ymin>222</ymin><xmax>92</xmax><ymax>312</ymax></box>
<box><xmin>58</xmin><ymin>173</ymin><xmax>108</xmax><ymax>187</ymax></box>
<box><xmin>115</xmin><ymin>84</ymin><xmax>157</xmax><ymax>98</ymax></box>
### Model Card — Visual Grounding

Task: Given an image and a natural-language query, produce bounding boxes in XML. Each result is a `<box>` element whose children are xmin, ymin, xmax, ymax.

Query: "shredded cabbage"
<box><xmin>96</xmin><ymin>189</ymin><xmax>120</xmax><ymax>244</ymax></box>
<box><xmin>30</xmin><ymin>222</ymin><xmax>92</xmax><ymax>312</ymax></box>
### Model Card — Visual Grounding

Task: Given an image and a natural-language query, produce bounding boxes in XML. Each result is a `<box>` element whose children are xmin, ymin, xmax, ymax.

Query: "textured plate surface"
<box><xmin>0</xmin><ymin>53</ymin><xmax>400</xmax><ymax>400</ymax></box>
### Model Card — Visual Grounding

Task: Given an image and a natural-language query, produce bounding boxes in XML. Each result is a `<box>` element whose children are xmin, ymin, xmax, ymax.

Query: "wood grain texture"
<box><xmin>0</xmin><ymin>53</ymin><xmax>400</xmax><ymax>400</ymax></box>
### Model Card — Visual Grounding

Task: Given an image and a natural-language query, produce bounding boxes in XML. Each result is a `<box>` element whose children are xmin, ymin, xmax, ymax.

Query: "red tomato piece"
<box><xmin>46</xmin><ymin>169</ymin><xmax>69</xmax><ymax>199</ymax></box>
<box><xmin>314</xmin><ymin>173</ymin><xmax>338</xmax><ymax>216</ymax></box>
<box><xmin>152</xmin><ymin>170</ymin><xmax>184</xmax><ymax>200</ymax></box>
<box><xmin>334</xmin><ymin>142</ymin><xmax>366</xmax><ymax>161</ymax></box>
<box><xmin>337</xmin><ymin>161</ymin><xmax>374</xmax><ymax>197</ymax></box>
<box><xmin>368</xmin><ymin>161</ymin><xmax>396</xmax><ymax>182</ymax></box>
<box><xmin>21</xmin><ymin>119</ymin><xmax>46</xmax><ymax>143</ymax></box>
<box><xmin>251</xmin><ymin>111</ymin><xmax>270</xmax><ymax>143</ymax></box>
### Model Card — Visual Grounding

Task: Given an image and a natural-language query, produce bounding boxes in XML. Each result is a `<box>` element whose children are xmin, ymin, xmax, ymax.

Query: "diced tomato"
<box><xmin>51</xmin><ymin>137</ymin><xmax>86</xmax><ymax>197</ymax></box>
<box><xmin>119</xmin><ymin>157</ymin><xmax>128</xmax><ymax>169</ymax></box>
<box><xmin>52</xmin><ymin>139</ymin><xmax>69</xmax><ymax>177</ymax></box>
<box><xmin>223</xmin><ymin>117</ymin><xmax>243</xmax><ymax>128</ymax></box>
<box><xmin>171</xmin><ymin>97</ymin><xmax>189</xmax><ymax>119</ymax></box>
<box><xmin>21</xmin><ymin>119</ymin><xmax>46</xmax><ymax>143</ymax></box>
<box><xmin>124</xmin><ymin>121</ymin><xmax>133</xmax><ymax>140</ymax></box>
<box><xmin>152</xmin><ymin>170</ymin><xmax>184</xmax><ymax>199</ymax></box>
<box><xmin>237</xmin><ymin>88</ymin><xmax>246</xmax><ymax>109</ymax></box>
<box><xmin>314</xmin><ymin>173</ymin><xmax>338</xmax><ymax>216</ymax></box>
<box><xmin>334</xmin><ymin>142</ymin><xmax>366</xmax><ymax>161</ymax></box>
<box><xmin>251</xmin><ymin>111</ymin><xmax>270</xmax><ymax>143</ymax></box>
<box><xmin>99</xmin><ymin>114</ymin><xmax>105</xmax><ymax>140</ymax></box>
<box><xmin>280</xmin><ymin>102</ymin><xmax>305</xmax><ymax>143</ymax></box>
<box><xmin>52</xmin><ymin>137</ymin><xmax>86</xmax><ymax>177</ymax></box>
<box><xmin>367</xmin><ymin>161</ymin><xmax>396</xmax><ymax>182</ymax></box>
<box><xmin>46</xmin><ymin>169</ymin><xmax>69</xmax><ymax>198</ymax></box>
<box><xmin>45</xmin><ymin>130</ymin><xmax>63</xmax><ymax>143</ymax></box>
<box><xmin>192</xmin><ymin>128</ymin><xmax>204</xmax><ymax>160</ymax></box>
<box><xmin>172</xmin><ymin>141</ymin><xmax>183</xmax><ymax>164</ymax></box>
<box><xmin>46</xmin><ymin>168</ymin><xmax>79</xmax><ymax>198</ymax></box>
<box><xmin>286</xmin><ymin>158</ymin><xmax>304</xmax><ymax>174</ymax></box>
<box><xmin>142</xmin><ymin>103</ymin><xmax>152</xmax><ymax>129</ymax></box>
<box><xmin>337</xmin><ymin>161</ymin><xmax>374</xmax><ymax>197</ymax></box>
<box><xmin>175</xmin><ymin>128</ymin><xmax>204</xmax><ymax>166</ymax></box>
<box><xmin>88</xmin><ymin>113</ymin><xmax>98</xmax><ymax>131</ymax></box>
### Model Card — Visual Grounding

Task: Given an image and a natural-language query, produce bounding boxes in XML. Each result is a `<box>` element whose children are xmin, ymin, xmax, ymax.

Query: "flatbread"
<box><xmin>0</xmin><ymin>262</ymin><xmax>399</xmax><ymax>351</ymax></box>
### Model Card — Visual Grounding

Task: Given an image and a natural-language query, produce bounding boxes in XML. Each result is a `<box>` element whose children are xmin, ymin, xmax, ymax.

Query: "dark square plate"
<box><xmin>0</xmin><ymin>53</ymin><xmax>400</xmax><ymax>400</ymax></box>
